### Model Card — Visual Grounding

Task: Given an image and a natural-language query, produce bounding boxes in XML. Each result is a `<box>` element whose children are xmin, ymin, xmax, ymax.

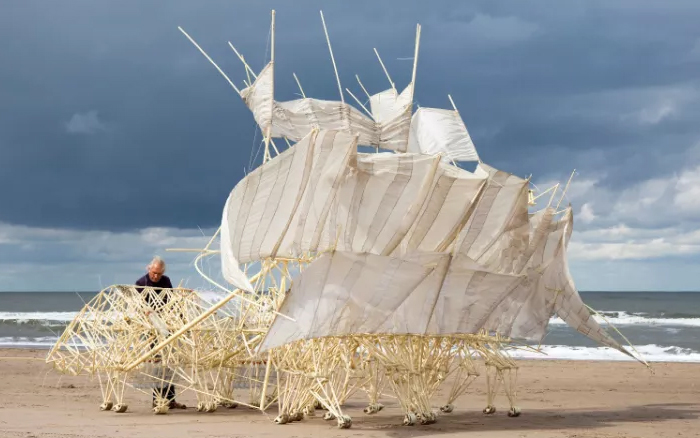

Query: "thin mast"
<box><xmin>403</xmin><ymin>24</ymin><xmax>421</xmax><ymax>151</ymax></box>
<box><xmin>178</xmin><ymin>27</ymin><xmax>241</xmax><ymax>94</ymax></box>
<box><xmin>320</xmin><ymin>11</ymin><xmax>344</xmax><ymax>103</ymax></box>
<box><xmin>556</xmin><ymin>169</ymin><xmax>576</xmax><ymax>210</ymax></box>
<box><xmin>263</xmin><ymin>10</ymin><xmax>276</xmax><ymax>163</ymax></box>
<box><xmin>293</xmin><ymin>73</ymin><xmax>306</xmax><ymax>98</ymax></box>
<box><xmin>374</xmin><ymin>48</ymin><xmax>396</xmax><ymax>93</ymax></box>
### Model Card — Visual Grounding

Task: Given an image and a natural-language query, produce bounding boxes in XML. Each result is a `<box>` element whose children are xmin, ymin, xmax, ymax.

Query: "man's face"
<box><xmin>148</xmin><ymin>264</ymin><xmax>165</xmax><ymax>282</ymax></box>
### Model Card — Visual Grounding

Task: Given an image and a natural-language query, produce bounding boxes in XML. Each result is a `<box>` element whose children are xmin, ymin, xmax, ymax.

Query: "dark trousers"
<box><xmin>149</xmin><ymin>337</ymin><xmax>175</xmax><ymax>403</ymax></box>
<box><xmin>154</xmin><ymin>384</ymin><xmax>175</xmax><ymax>402</ymax></box>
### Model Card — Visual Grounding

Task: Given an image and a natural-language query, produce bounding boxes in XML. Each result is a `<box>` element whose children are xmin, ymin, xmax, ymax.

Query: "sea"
<box><xmin>1</xmin><ymin>291</ymin><xmax>699</xmax><ymax>363</ymax></box>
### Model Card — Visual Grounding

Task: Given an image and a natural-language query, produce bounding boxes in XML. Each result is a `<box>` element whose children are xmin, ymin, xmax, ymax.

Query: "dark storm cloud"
<box><xmin>1</xmin><ymin>0</ymin><xmax>700</xmax><ymax>231</ymax></box>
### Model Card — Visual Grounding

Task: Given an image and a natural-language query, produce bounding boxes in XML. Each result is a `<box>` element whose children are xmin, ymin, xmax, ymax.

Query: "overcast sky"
<box><xmin>1</xmin><ymin>0</ymin><xmax>699</xmax><ymax>291</ymax></box>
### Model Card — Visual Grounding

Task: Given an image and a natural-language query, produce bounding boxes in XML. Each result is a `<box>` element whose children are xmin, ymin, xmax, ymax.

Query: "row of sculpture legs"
<box><xmin>269</xmin><ymin>361</ymin><xmax>520</xmax><ymax>429</ymax></box>
<box><xmin>92</xmin><ymin>363</ymin><xmax>519</xmax><ymax>429</ymax></box>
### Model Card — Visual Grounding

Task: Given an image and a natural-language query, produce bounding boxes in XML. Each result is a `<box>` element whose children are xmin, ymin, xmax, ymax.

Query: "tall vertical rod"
<box><xmin>320</xmin><ymin>10</ymin><xmax>344</xmax><ymax>103</ymax></box>
<box><xmin>263</xmin><ymin>10</ymin><xmax>276</xmax><ymax>163</ymax></box>
<box><xmin>410</xmin><ymin>24</ymin><xmax>421</xmax><ymax>97</ymax></box>
<box><xmin>404</xmin><ymin>24</ymin><xmax>422</xmax><ymax>149</ymax></box>
<box><xmin>556</xmin><ymin>169</ymin><xmax>576</xmax><ymax>210</ymax></box>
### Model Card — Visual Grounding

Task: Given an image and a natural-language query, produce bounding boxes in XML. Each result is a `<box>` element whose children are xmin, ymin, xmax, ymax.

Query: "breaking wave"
<box><xmin>548</xmin><ymin>310</ymin><xmax>700</xmax><ymax>327</ymax></box>
<box><xmin>0</xmin><ymin>312</ymin><xmax>78</xmax><ymax>324</ymax></box>
<box><xmin>4</xmin><ymin>308</ymin><xmax>700</xmax><ymax>329</ymax></box>
<box><xmin>510</xmin><ymin>344</ymin><xmax>700</xmax><ymax>363</ymax></box>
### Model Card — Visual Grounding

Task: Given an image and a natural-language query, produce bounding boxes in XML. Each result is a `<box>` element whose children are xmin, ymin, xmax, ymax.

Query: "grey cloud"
<box><xmin>1</xmin><ymin>0</ymin><xmax>700</xmax><ymax>233</ymax></box>
<box><xmin>65</xmin><ymin>110</ymin><xmax>107</xmax><ymax>135</ymax></box>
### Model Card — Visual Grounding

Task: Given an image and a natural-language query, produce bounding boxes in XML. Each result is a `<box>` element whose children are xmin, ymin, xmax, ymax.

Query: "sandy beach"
<box><xmin>0</xmin><ymin>349</ymin><xmax>697</xmax><ymax>438</ymax></box>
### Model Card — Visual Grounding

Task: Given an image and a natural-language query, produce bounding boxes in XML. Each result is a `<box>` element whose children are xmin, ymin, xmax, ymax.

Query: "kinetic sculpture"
<box><xmin>46</xmin><ymin>9</ymin><xmax>646</xmax><ymax>429</ymax></box>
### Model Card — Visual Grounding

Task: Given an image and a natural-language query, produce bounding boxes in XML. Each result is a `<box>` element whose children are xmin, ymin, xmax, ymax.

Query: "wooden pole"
<box><xmin>556</xmin><ymin>169</ymin><xmax>576</xmax><ymax>210</ymax></box>
<box><xmin>356</xmin><ymin>74</ymin><xmax>372</xmax><ymax>101</ymax></box>
<box><xmin>346</xmin><ymin>88</ymin><xmax>373</xmax><ymax>118</ymax></box>
<box><xmin>320</xmin><ymin>11</ymin><xmax>344</xmax><ymax>103</ymax></box>
<box><xmin>547</xmin><ymin>183</ymin><xmax>560</xmax><ymax>208</ymax></box>
<box><xmin>374</xmin><ymin>48</ymin><xmax>395</xmax><ymax>93</ymax></box>
<box><xmin>293</xmin><ymin>73</ymin><xmax>306</xmax><ymax>98</ymax></box>
<box><xmin>227</xmin><ymin>42</ymin><xmax>258</xmax><ymax>81</ymax></box>
<box><xmin>263</xmin><ymin>10</ymin><xmax>276</xmax><ymax>164</ymax></box>
<box><xmin>178</xmin><ymin>27</ymin><xmax>241</xmax><ymax>94</ymax></box>
<box><xmin>409</xmin><ymin>24</ymin><xmax>421</xmax><ymax>98</ymax></box>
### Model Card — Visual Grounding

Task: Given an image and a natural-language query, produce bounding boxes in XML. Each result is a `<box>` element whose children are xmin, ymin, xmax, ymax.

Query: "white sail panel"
<box><xmin>276</xmin><ymin>130</ymin><xmax>358</xmax><ymax>256</ymax></box>
<box><xmin>407</xmin><ymin>107</ymin><xmax>480</xmax><ymax>162</ymax></box>
<box><xmin>318</xmin><ymin>153</ymin><xmax>441</xmax><ymax>255</ymax></box>
<box><xmin>454</xmin><ymin>163</ymin><xmax>530</xmax><ymax>261</ymax></box>
<box><xmin>471</xmin><ymin>176</ymin><xmax>530</xmax><ymax>273</ymax></box>
<box><xmin>369</xmin><ymin>84</ymin><xmax>413</xmax><ymax>151</ymax></box>
<box><xmin>238</xmin><ymin>64</ymin><xmax>415</xmax><ymax>152</ymax></box>
<box><xmin>548</xmin><ymin>213</ymin><xmax>633</xmax><ymax>357</ymax></box>
<box><xmin>257</xmin><ymin>251</ymin><xmax>447</xmax><ymax>351</ymax></box>
<box><xmin>220</xmin><ymin>130</ymin><xmax>319</xmax><ymax>290</ymax></box>
<box><xmin>258</xmin><ymin>251</ymin><xmax>549</xmax><ymax>352</ymax></box>
<box><xmin>259</xmin><ymin>247</ymin><xmax>634</xmax><ymax>360</ymax></box>
<box><xmin>514</xmin><ymin>208</ymin><xmax>556</xmax><ymax>274</ymax></box>
<box><xmin>393</xmin><ymin>164</ymin><xmax>487</xmax><ymax>255</ymax></box>
<box><xmin>239</xmin><ymin>62</ymin><xmax>274</xmax><ymax>133</ymax></box>
<box><xmin>220</xmin><ymin>130</ymin><xmax>357</xmax><ymax>290</ymax></box>
<box><xmin>423</xmin><ymin>255</ymin><xmax>532</xmax><ymax>335</ymax></box>
<box><xmin>369</xmin><ymin>85</ymin><xmax>412</xmax><ymax>123</ymax></box>
<box><xmin>272</xmin><ymin>98</ymin><xmax>379</xmax><ymax>148</ymax></box>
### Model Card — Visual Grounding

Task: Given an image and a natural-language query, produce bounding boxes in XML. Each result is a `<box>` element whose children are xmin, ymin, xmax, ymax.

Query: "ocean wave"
<box><xmin>3</xmin><ymin>304</ymin><xmax>700</xmax><ymax>331</ymax></box>
<box><xmin>1</xmin><ymin>337</ymin><xmax>698</xmax><ymax>363</ymax></box>
<box><xmin>548</xmin><ymin>311</ymin><xmax>700</xmax><ymax>327</ymax></box>
<box><xmin>0</xmin><ymin>336</ymin><xmax>60</xmax><ymax>347</ymax></box>
<box><xmin>510</xmin><ymin>344</ymin><xmax>700</xmax><ymax>363</ymax></box>
<box><xmin>0</xmin><ymin>312</ymin><xmax>78</xmax><ymax>323</ymax></box>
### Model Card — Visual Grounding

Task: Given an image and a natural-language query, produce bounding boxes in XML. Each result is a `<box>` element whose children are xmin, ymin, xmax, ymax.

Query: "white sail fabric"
<box><xmin>317</xmin><ymin>153</ymin><xmax>442</xmax><ymax>256</ymax></box>
<box><xmin>273</xmin><ymin>98</ymin><xmax>378</xmax><ymax>148</ymax></box>
<box><xmin>238</xmin><ymin>62</ymin><xmax>414</xmax><ymax>152</ymax></box>
<box><xmin>257</xmin><ymin>251</ymin><xmax>445</xmax><ymax>351</ymax></box>
<box><xmin>392</xmin><ymin>163</ymin><xmax>487</xmax><ymax>255</ymax></box>
<box><xmin>407</xmin><ymin>107</ymin><xmax>480</xmax><ymax>162</ymax></box>
<box><xmin>369</xmin><ymin>85</ymin><xmax>412</xmax><ymax>123</ymax></box>
<box><xmin>222</xmin><ymin>137</ymin><xmax>488</xmax><ymax>289</ymax></box>
<box><xmin>259</xmin><ymin>247</ymin><xmax>633</xmax><ymax>361</ymax></box>
<box><xmin>220</xmin><ymin>129</ymin><xmax>357</xmax><ymax>290</ymax></box>
<box><xmin>535</xmin><ymin>209</ymin><xmax>631</xmax><ymax>356</ymax></box>
<box><xmin>506</xmin><ymin>208</ymin><xmax>568</xmax><ymax>340</ymax></box>
<box><xmin>258</xmin><ymin>251</ymin><xmax>532</xmax><ymax>352</ymax></box>
<box><xmin>315</xmin><ymin>152</ymin><xmax>489</xmax><ymax>256</ymax></box>
<box><xmin>369</xmin><ymin>85</ymin><xmax>413</xmax><ymax>152</ymax></box>
<box><xmin>454</xmin><ymin>163</ymin><xmax>530</xmax><ymax>262</ymax></box>
<box><xmin>259</xmin><ymin>202</ymin><xmax>635</xmax><ymax>361</ymax></box>
<box><xmin>239</xmin><ymin>63</ymin><xmax>274</xmax><ymax>133</ymax></box>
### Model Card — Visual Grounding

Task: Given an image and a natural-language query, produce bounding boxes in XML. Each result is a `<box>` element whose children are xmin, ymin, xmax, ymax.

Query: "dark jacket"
<box><xmin>135</xmin><ymin>274</ymin><xmax>173</xmax><ymax>310</ymax></box>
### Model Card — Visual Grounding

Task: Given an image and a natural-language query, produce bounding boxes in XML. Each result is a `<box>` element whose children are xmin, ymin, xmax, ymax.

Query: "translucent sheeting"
<box><xmin>407</xmin><ymin>107</ymin><xmax>480</xmax><ymax>162</ymax></box>
<box><xmin>239</xmin><ymin>63</ymin><xmax>413</xmax><ymax>152</ymax></box>
<box><xmin>220</xmin><ymin>129</ymin><xmax>356</xmax><ymax>290</ymax></box>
